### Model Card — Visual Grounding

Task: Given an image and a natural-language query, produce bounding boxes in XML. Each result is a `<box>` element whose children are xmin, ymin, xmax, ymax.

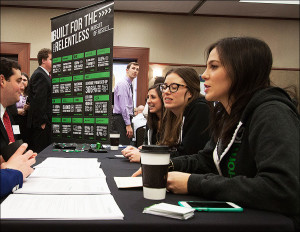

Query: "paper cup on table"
<box><xmin>140</xmin><ymin>145</ymin><xmax>170</xmax><ymax>200</ymax></box>
<box><xmin>110</xmin><ymin>133</ymin><xmax>120</xmax><ymax>150</ymax></box>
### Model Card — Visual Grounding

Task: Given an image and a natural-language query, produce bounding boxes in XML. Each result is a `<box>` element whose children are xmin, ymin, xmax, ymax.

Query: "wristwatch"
<box><xmin>168</xmin><ymin>160</ymin><xmax>174</xmax><ymax>172</ymax></box>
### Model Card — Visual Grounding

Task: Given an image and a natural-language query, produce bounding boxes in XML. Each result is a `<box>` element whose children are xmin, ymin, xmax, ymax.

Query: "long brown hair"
<box><xmin>160</xmin><ymin>67</ymin><xmax>202</xmax><ymax>147</ymax></box>
<box><xmin>147</xmin><ymin>83</ymin><xmax>164</xmax><ymax>132</ymax></box>
<box><xmin>21</xmin><ymin>72</ymin><xmax>29</xmax><ymax>96</ymax></box>
<box><xmin>206</xmin><ymin>37</ymin><xmax>273</xmax><ymax>145</ymax></box>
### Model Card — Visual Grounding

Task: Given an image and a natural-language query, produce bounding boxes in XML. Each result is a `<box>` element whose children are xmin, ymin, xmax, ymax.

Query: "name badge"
<box><xmin>12</xmin><ymin>125</ymin><xmax>20</xmax><ymax>135</ymax></box>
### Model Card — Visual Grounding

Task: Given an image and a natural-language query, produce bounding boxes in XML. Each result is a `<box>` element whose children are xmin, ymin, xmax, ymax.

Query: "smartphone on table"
<box><xmin>178</xmin><ymin>201</ymin><xmax>243</xmax><ymax>212</ymax></box>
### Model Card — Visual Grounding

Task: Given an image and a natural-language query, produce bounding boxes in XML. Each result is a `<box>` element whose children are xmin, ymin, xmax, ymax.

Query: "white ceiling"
<box><xmin>0</xmin><ymin>0</ymin><xmax>299</xmax><ymax>19</ymax></box>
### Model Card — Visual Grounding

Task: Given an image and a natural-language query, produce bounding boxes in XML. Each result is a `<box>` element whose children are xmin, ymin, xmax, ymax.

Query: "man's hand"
<box><xmin>126</xmin><ymin>125</ymin><xmax>133</xmax><ymax>138</ymax></box>
<box><xmin>1</xmin><ymin>143</ymin><xmax>37</xmax><ymax>180</ymax></box>
<box><xmin>167</xmin><ymin>172</ymin><xmax>191</xmax><ymax>194</ymax></box>
<box><xmin>17</xmin><ymin>108</ymin><xmax>26</xmax><ymax>116</ymax></box>
<box><xmin>41</xmin><ymin>123</ymin><xmax>46</xmax><ymax>129</ymax></box>
<box><xmin>23</xmin><ymin>104</ymin><xmax>30</xmax><ymax>111</ymax></box>
<box><xmin>0</xmin><ymin>155</ymin><xmax>5</xmax><ymax>165</ymax></box>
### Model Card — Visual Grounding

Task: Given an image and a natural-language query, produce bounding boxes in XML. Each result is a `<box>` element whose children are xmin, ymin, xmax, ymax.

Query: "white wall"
<box><xmin>1</xmin><ymin>7</ymin><xmax>299</xmax><ymax>69</ymax></box>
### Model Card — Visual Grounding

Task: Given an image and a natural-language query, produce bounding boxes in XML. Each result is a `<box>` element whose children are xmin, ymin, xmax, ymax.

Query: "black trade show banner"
<box><xmin>51</xmin><ymin>0</ymin><xmax>114</xmax><ymax>144</ymax></box>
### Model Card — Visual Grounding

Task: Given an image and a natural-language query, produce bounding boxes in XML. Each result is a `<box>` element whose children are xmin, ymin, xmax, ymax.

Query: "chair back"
<box><xmin>136</xmin><ymin>126</ymin><xmax>146</xmax><ymax>147</ymax></box>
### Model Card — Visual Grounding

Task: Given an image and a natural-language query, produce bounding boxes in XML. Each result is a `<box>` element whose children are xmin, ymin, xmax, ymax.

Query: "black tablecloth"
<box><xmin>1</xmin><ymin>145</ymin><xmax>296</xmax><ymax>232</ymax></box>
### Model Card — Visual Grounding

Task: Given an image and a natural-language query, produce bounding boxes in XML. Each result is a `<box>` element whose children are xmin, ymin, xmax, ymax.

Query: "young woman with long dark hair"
<box><xmin>165</xmin><ymin>37</ymin><xmax>299</xmax><ymax>227</ymax></box>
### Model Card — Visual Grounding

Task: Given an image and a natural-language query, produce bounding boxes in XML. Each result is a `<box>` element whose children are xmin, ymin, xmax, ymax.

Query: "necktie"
<box><xmin>130</xmin><ymin>84</ymin><xmax>134</xmax><ymax>115</ymax></box>
<box><xmin>3</xmin><ymin>110</ymin><xmax>15</xmax><ymax>143</ymax></box>
<box><xmin>49</xmin><ymin>74</ymin><xmax>52</xmax><ymax>79</ymax></box>
<box><xmin>130</xmin><ymin>83</ymin><xmax>133</xmax><ymax>96</ymax></box>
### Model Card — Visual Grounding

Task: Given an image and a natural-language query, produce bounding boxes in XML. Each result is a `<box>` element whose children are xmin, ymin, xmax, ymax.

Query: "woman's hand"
<box><xmin>122</xmin><ymin>146</ymin><xmax>141</xmax><ymax>162</ymax></box>
<box><xmin>132</xmin><ymin>167</ymin><xmax>142</xmax><ymax>177</ymax></box>
<box><xmin>126</xmin><ymin>148</ymin><xmax>141</xmax><ymax>163</ymax></box>
<box><xmin>121</xmin><ymin>146</ymin><xmax>135</xmax><ymax>156</ymax></box>
<box><xmin>167</xmin><ymin>171</ymin><xmax>191</xmax><ymax>194</ymax></box>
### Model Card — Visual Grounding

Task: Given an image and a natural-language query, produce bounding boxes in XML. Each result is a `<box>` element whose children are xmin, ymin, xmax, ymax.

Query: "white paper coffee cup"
<box><xmin>140</xmin><ymin>145</ymin><xmax>170</xmax><ymax>200</ymax></box>
<box><xmin>110</xmin><ymin>133</ymin><xmax>120</xmax><ymax>150</ymax></box>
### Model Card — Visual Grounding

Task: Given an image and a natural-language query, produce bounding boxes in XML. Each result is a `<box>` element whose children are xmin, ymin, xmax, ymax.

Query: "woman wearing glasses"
<box><xmin>166</xmin><ymin>37</ymin><xmax>299</xmax><ymax>224</ymax></box>
<box><xmin>160</xmin><ymin>67</ymin><xmax>210</xmax><ymax>157</ymax></box>
<box><xmin>122</xmin><ymin>83</ymin><xmax>164</xmax><ymax>162</ymax></box>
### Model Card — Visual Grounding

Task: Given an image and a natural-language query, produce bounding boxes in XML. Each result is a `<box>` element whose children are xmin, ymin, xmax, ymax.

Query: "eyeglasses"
<box><xmin>160</xmin><ymin>83</ymin><xmax>186</xmax><ymax>93</ymax></box>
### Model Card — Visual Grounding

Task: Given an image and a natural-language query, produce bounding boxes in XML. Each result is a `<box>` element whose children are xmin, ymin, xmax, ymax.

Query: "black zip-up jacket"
<box><xmin>172</xmin><ymin>87</ymin><xmax>299</xmax><ymax>223</ymax></box>
<box><xmin>171</xmin><ymin>97</ymin><xmax>210</xmax><ymax>157</ymax></box>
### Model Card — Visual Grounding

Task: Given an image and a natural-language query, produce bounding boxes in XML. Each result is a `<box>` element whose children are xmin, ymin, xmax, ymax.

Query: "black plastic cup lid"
<box><xmin>140</xmin><ymin>145</ymin><xmax>170</xmax><ymax>153</ymax></box>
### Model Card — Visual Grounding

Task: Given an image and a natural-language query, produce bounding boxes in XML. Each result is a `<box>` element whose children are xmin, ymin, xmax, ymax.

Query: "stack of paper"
<box><xmin>15</xmin><ymin>178</ymin><xmax>110</xmax><ymax>194</ymax></box>
<box><xmin>114</xmin><ymin>177</ymin><xmax>142</xmax><ymax>188</ymax></box>
<box><xmin>143</xmin><ymin>203</ymin><xmax>195</xmax><ymax>220</ymax></box>
<box><xmin>34</xmin><ymin>157</ymin><xmax>101</xmax><ymax>169</ymax></box>
<box><xmin>17</xmin><ymin>157</ymin><xmax>108</xmax><ymax>194</ymax></box>
<box><xmin>1</xmin><ymin>194</ymin><xmax>124</xmax><ymax>220</ymax></box>
<box><xmin>0</xmin><ymin>157</ymin><xmax>124</xmax><ymax>220</ymax></box>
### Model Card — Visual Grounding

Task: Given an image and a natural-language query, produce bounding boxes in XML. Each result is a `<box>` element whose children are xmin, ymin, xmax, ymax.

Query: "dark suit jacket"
<box><xmin>0</xmin><ymin>109</ymin><xmax>18</xmax><ymax>154</ymax></box>
<box><xmin>0</xmin><ymin>169</ymin><xmax>23</xmax><ymax>198</ymax></box>
<box><xmin>27</xmin><ymin>67</ymin><xmax>52</xmax><ymax>128</ymax></box>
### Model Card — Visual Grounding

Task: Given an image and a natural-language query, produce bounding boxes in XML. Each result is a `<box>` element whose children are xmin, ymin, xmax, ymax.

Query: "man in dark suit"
<box><xmin>27</xmin><ymin>48</ymin><xmax>52</xmax><ymax>153</ymax></box>
<box><xmin>0</xmin><ymin>58</ymin><xmax>22</xmax><ymax>151</ymax></box>
<box><xmin>0</xmin><ymin>58</ymin><xmax>36</xmax><ymax>198</ymax></box>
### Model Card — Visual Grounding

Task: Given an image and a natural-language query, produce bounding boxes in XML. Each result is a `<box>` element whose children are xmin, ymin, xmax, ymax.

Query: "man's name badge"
<box><xmin>12</xmin><ymin>125</ymin><xmax>20</xmax><ymax>134</ymax></box>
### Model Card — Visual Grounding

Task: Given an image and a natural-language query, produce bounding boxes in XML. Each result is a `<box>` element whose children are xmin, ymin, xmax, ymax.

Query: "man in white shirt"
<box><xmin>132</xmin><ymin>105</ymin><xmax>147</xmax><ymax>143</ymax></box>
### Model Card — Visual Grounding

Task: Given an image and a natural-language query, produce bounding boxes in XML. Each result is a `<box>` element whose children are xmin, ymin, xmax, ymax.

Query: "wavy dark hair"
<box><xmin>206</xmin><ymin>37</ymin><xmax>272</xmax><ymax>145</ymax></box>
<box><xmin>37</xmin><ymin>48</ymin><xmax>51</xmax><ymax>66</ymax></box>
<box><xmin>147</xmin><ymin>83</ymin><xmax>164</xmax><ymax>132</ymax></box>
<box><xmin>21</xmin><ymin>72</ymin><xmax>29</xmax><ymax>96</ymax></box>
<box><xmin>161</xmin><ymin>67</ymin><xmax>203</xmax><ymax>147</ymax></box>
<box><xmin>0</xmin><ymin>58</ymin><xmax>21</xmax><ymax>81</ymax></box>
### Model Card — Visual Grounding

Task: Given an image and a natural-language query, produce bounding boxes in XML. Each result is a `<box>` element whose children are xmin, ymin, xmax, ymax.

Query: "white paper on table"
<box><xmin>114</xmin><ymin>155</ymin><xmax>125</xmax><ymax>158</ymax></box>
<box><xmin>30</xmin><ymin>167</ymin><xmax>106</xmax><ymax>179</ymax></box>
<box><xmin>34</xmin><ymin>157</ymin><xmax>101</xmax><ymax>169</ymax></box>
<box><xmin>143</xmin><ymin>203</ymin><xmax>195</xmax><ymax>220</ymax></box>
<box><xmin>14</xmin><ymin>178</ymin><xmax>110</xmax><ymax>194</ymax></box>
<box><xmin>0</xmin><ymin>194</ymin><xmax>124</xmax><ymax>220</ymax></box>
<box><xmin>114</xmin><ymin>177</ymin><xmax>142</xmax><ymax>188</ymax></box>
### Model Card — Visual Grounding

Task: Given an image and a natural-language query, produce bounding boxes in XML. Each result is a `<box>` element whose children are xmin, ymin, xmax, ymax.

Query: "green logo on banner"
<box><xmin>52</xmin><ymin>57</ymin><xmax>61</xmax><ymax>63</ymax></box>
<box><xmin>73</xmin><ymin>53</ymin><xmax>84</xmax><ymax>59</ymax></box>
<box><xmin>62</xmin><ymin>98</ymin><xmax>74</xmax><ymax>103</ymax></box>
<box><xmin>62</xmin><ymin>118</ymin><xmax>71</xmax><ymax>123</ymax></box>
<box><xmin>94</xmin><ymin>95</ymin><xmax>109</xmax><ymax>101</ymax></box>
<box><xmin>97</xmin><ymin>48</ymin><xmax>110</xmax><ymax>55</ymax></box>
<box><xmin>52</xmin><ymin>98</ymin><xmax>61</xmax><ymax>104</ymax></box>
<box><xmin>72</xmin><ymin>118</ymin><xmax>83</xmax><ymax>123</ymax></box>
<box><xmin>52</xmin><ymin>117</ymin><xmax>61</xmax><ymax>123</ymax></box>
<box><xmin>52</xmin><ymin>78</ymin><xmax>60</xmax><ymax>83</ymax></box>
<box><xmin>84</xmin><ymin>118</ymin><xmax>95</xmax><ymax>124</ymax></box>
<box><xmin>73</xmin><ymin>75</ymin><xmax>84</xmax><ymax>81</ymax></box>
<box><xmin>60</xmin><ymin>76</ymin><xmax>72</xmax><ymax>82</ymax></box>
<box><xmin>85</xmin><ymin>72</ymin><xmax>110</xmax><ymax>80</ymax></box>
<box><xmin>74</xmin><ymin>97</ymin><xmax>83</xmax><ymax>103</ymax></box>
<box><xmin>96</xmin><ymin>118</ymin><xmax>109</xmax><ymax>124</ymax></box>
<box><xmin>85</xmin><ymin>50</ymin><xmax>96</xmax><ymax>57</ymax></box>
<box><xmin>62</xmin><ymin>55</ymin><xmax>72</xmax><ymax>61</ymax></box>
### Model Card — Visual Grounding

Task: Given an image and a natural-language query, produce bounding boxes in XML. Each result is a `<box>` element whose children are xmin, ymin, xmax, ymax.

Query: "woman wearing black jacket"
<box><xmin>160</xmin><ymin>67</ymin><xmax>210</xmax><ymax>157</ymax></box>
<box><xmin>166</xmin><ymin>37</ymin><xmax>299</xmax><ymax>228</ymax></box>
